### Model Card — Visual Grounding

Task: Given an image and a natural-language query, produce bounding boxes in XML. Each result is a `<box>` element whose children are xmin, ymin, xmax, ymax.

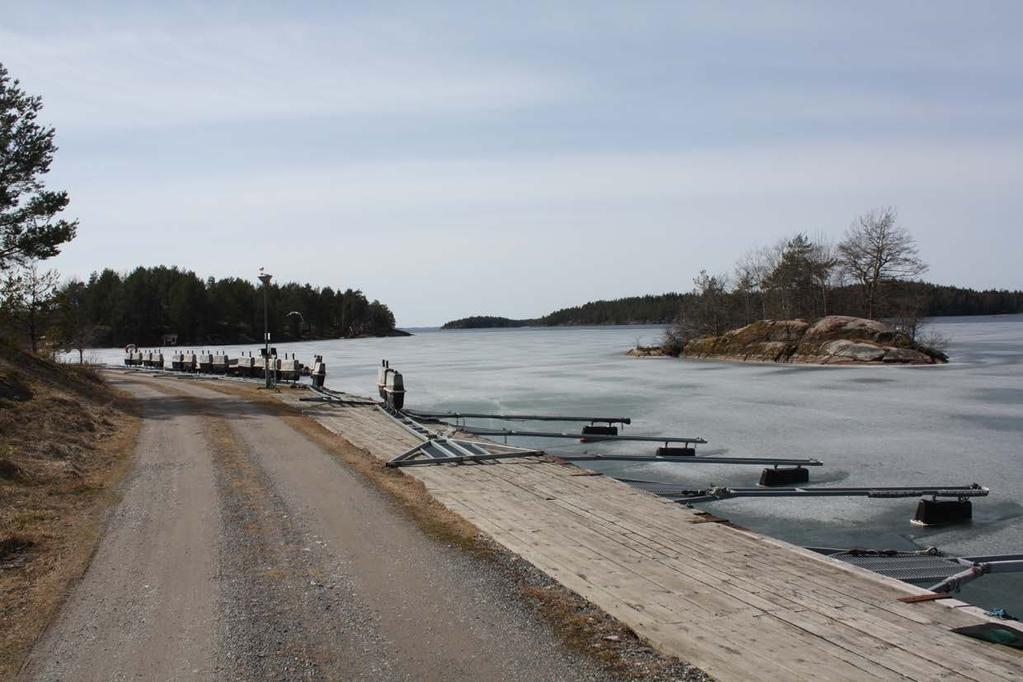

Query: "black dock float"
<box><xmin>759</xmin><ymin>466</ymin><xmax>810</xmax><ymax>486</ymax></box>
<box><xmin>581</xmin><ymin>425</ymin><xmax>618</xmax><ymax>436</ymax></box>
<box><xmin>913</xmin><ymin>499</ymin><xmax>973</xmax><ymax>526</ymax></box>
<box><xmin>657</xmin><ymin>446</ymin><xmax>696</xmax><ymax>457</ymax></box>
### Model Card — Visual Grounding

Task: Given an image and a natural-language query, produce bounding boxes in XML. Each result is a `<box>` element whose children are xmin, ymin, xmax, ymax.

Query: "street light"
<box><xmin>258</xmin><ymin>267</ymin><xmax>273</xmax><ymax>388</ymax></box>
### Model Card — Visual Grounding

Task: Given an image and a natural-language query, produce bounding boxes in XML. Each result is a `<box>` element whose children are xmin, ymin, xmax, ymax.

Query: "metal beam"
<box><xmin>554</xmin><ymin>454</ymin><xmax>822</xmax><ymax>466</ymax></box>
<box><xmin>404</xmin><ymin>410</ymin><xmax>631</xmax><ymax>424</ymax></box>
<box><xmin>665</xmin><ymin>484</ymin><xmax>989</xmax><ymax>503</ymax></box>
<box><xmin>460</xmin><ymin>427</ymin><xmax>707</xmax><ymax>445</ymax></box>
<box><xmin>929</xmin><ymin>559</ymin><xmax>1023</xmax><ymax>593</ymax></box>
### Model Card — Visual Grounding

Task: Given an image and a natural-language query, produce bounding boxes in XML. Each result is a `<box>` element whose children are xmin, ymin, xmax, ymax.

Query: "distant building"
<box><xmin>162</xmin><ymin>334</ymin><xmax>179</xmax><ymax>346</ymax></box>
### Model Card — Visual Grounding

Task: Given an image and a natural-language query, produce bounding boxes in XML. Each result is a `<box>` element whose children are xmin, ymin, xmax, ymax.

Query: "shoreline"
<box><xmin>627</xmin><ymin>350</ymin><xmax>953</xmax><ymax>369</ymax></box>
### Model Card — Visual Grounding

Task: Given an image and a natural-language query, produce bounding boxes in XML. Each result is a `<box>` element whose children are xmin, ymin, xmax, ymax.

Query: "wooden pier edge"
<box><xmin>278</xmin><ymin>389</ymin><xmax>1023</xmax><ymax>681</ymax></box>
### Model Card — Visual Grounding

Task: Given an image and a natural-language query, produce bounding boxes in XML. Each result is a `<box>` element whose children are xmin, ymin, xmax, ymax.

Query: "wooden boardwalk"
<box><xmin>285</xmin><ymin>394</ymin><xmax>1023</xmax><ymax>681</ymax></box>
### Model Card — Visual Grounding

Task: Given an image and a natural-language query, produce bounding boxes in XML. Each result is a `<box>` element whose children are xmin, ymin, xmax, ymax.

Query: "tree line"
<box><xmin>444</xmin><ymin>278</ymin><xmax>1023</xmax><ymax>332</ymax></box>
<box><xmin>442</xmin><ymin>295</ymin><xmax>690</xmax><ymax>329</ymax></box>
<box><xmin>442</xmin><ymin>209</ymin><xmax>1021</xmax><ymax>335</ymax></box>
<box><xmin>2</xmin><ymin>265</ymin><xmax>399</xmax><ymax>357</ymax></box>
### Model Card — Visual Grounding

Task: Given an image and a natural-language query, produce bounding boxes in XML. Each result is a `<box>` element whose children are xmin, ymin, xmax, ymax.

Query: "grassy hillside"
<box><xmin>0</xmin><ymin>345</ymin><xmax>139</xmax><ymax>677</ymax></box>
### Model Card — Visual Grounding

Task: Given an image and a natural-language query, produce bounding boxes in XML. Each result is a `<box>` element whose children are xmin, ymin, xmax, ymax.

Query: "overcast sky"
<box><xmin>4</xmin><ymin>1</ymin><xmax>1021</xmax><ymax>326</ymax></box>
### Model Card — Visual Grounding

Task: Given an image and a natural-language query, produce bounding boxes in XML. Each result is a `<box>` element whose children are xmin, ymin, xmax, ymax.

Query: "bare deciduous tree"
<box><xmin>734</xmin><ymin>248</ymin><xmax>771</xmax><ymax>322</ymax></box>
<box><xmin>673</xmin><ymin>270</ymin><xmax>731</xmax><ymax>343</ymax></box>
<box><xmin>54</xmin><ymin>279</ymin><xmax>98</xmax><ymax>363</ymax></box>
<box><xmin>836</xmin><ymin>208</ymin><xmax>927</xmax><ymax>318</ymax></box>
<box><xmin>7</xmin><ymin>261</ymin><xmax>59</xmax><ymax>352</ymax></box>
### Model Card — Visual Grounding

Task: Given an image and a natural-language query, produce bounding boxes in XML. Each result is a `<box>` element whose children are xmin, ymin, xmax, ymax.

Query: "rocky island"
<box><xmin>629</xmin><ymin>315</ymin><xmax>948</xmax><ymax>365</ymax></box>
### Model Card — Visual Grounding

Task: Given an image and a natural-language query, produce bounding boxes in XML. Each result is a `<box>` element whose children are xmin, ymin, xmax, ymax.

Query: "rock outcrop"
<box><xmin>625</xmin><ymin>345</ymin><xmax>667</xmax><ymax>357</ymax></box>
<box><xmin>648</xmin><ymin>316</ymin><xmax>947</xmax><ymax>365</ymax></box>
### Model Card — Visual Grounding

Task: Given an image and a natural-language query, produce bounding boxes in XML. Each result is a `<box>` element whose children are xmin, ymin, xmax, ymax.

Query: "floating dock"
<box><xmin>279</xmin><ymin>387</ymin><xmax>1023</xmax><ymax>680</ymax></box>
<box><xmin>122</xmin><ymin>348</ymin><xmax>325</xmax><ymax>385</ymax></box>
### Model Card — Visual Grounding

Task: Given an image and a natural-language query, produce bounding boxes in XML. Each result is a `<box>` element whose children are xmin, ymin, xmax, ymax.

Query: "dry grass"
<box><xmin>0</xmin><ymin>347</ymin><xmax>140</xmax><ymax>679</ymax></box>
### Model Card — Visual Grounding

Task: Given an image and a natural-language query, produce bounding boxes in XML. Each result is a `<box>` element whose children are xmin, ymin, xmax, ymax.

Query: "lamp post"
<box><xmin>258</xmin><ymin>268</ymin><xmax>273</xmax><ymax>388</ymax></box>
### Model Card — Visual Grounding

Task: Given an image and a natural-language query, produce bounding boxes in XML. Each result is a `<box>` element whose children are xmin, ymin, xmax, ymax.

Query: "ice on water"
<box><xmin>87</xmin><ymin>315</ymin><xmax>1023</xmax><ymax>613</ymax></box>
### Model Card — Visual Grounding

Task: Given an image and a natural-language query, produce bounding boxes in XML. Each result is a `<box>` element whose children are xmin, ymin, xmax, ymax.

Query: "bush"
<box><xmin>660</xmin><ymin>327</ymin><xmax>686</xmax><ymax>356</ymax></box>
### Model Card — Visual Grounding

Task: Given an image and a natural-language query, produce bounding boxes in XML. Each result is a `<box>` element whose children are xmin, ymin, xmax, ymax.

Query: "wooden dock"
<box><xmin>283</xmin><ymin>392</ymin><xmax>1022</xmax><ymax>680</ymax></box>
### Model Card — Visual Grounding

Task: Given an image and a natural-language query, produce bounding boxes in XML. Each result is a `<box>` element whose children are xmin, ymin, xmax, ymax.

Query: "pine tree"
<box><xmin>0</xmin><ymin>63</ymin><xmax>77</xmax><ymax>272</ymax></box>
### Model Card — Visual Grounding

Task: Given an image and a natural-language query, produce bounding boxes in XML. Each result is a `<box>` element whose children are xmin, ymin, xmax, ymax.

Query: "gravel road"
<box><xmin>21</xmin><ymin>374</ymin><xmax>616</xmax><ymax>681</ymax></box>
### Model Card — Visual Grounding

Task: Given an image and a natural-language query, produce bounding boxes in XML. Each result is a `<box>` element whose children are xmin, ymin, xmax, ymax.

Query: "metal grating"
<box><xmin>829</xmin><ymin>552</ymin><xmax>966</xmax><ymax>582</ymax></box>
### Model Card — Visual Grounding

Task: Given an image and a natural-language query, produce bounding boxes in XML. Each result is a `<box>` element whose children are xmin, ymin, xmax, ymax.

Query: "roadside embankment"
<box><xmin>0</xmin><ymin>344</ymin><xmax>139</xmax><ymax>679</ymax></box>
<box><xmin>629</xmin><ymin>315</ymin><xmax>948</xmax><ymax>364</ymax></box>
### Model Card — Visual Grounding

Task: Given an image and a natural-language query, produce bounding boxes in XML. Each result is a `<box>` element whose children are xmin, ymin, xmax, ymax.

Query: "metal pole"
<box><xmin>258</xmin><ymin>269</ymin><xmax>272</xmax><ymax>388</ymax></box>
<box><xmin>263</xmin><ymin>283</ymin><xmax>270</xmax><ymax>388</ymax></box>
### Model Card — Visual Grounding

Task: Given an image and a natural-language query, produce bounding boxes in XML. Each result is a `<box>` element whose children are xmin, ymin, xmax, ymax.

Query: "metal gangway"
<box><xmin>810</xmin><ymin>546</ymin><xmax>1023</xmax><ymax>596</ymax></box>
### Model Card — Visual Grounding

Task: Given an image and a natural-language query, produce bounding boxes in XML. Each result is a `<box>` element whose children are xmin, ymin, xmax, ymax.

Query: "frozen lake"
<box><xmin>86</xmin><ymin>314</ymin><xmax>1023</xmax><ymax>614</ymax></box>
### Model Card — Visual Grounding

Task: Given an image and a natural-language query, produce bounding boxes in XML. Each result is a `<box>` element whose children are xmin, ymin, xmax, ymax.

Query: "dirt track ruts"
<box><xmin>21</xmin><ymin>373</ymin><xmax>612</xmax><ymax>681</ymax></box>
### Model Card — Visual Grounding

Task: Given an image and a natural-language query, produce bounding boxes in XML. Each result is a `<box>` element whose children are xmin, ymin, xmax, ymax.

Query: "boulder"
<box><xmin>626</xmin><ymin>346</ymin><xmax>666</xmax><ymax>357</ymax></box>
<box><xmin>881</xmin><ymin>347</ymin><xmax>933</xmax><ymax>364</ymax></box>
<box><xmin>818</xmin><ymin>339</ymin><xmax>887</xmax><ymax>363</ymax></box>
<box><xmin>659</xmin><ymin>315</ymin><xmax>947</xmax><ymax>366</ymax></box>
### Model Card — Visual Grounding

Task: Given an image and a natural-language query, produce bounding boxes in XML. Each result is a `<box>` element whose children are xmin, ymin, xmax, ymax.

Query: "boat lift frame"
<box><xmin>459</xmin><ymin>426</ymin><xmax>707</xmax><ymax>447</ymax></box>
<box><xmin>660</xmin><ymin>484</ymin><xmax>990</xmax><ymax>504</ymax></box>
<box><xmin>381</xmin><ymin>406</ymin><xmax>823</xmax><ymax>469</ymax></box>
<box><xmin>404</xmin><ymin>409</ymin><xmax>631</xmax><ymax>427</ymax></box>
<box><xmin>552</xmin><ymin>453</ymin><xmax>823</xmax><ymax>467</ymax></box>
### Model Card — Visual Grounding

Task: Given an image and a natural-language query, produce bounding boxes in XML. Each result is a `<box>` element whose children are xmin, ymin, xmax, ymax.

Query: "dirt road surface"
<box><xmin>21</xmin><ymin>373</ymin><xmax>611</xmax><ymax>681</ymax></box>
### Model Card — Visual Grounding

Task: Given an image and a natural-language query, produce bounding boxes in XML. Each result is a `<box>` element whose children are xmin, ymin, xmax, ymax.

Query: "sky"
<box><xmin>3</xmin><ymin>1</ymin><xmax>1021</xmax><ymax>326</ymax></box>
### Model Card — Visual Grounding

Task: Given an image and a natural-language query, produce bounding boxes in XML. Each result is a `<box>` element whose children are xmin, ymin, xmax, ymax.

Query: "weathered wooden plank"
<box><xmin>435</xmin><ymin>464</ymin><xmax>1002</xmax><ymax>678</ymax></box>
<box><xmin>447</xmin><ymin>486</ymin><xmax>911</xmax><ymax>681</ymax></box>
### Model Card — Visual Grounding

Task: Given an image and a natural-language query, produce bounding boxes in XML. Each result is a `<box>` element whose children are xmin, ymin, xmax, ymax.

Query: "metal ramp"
<box><xmin>811</xmin><ymin>547</ymin><xmax>1023</xmax><ymax>594</ymax></box>
<box><xmin>821</xmin><ymin>549</ymin><xmax>971</xmax><ymax>583</ymax></box>
<box><xmin>376</xmin><ymin>403</ymin><xmax>545</xmax><ymax>467</ymax></box>
<box><xmin>387</xmin><ymin>437</ymin><xmax>544</xmax><ymax>467</ymax></box>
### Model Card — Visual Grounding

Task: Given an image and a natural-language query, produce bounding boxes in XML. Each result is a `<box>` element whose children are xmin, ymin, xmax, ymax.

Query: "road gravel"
<box><xmin>22</xmin><ymin>374</ymin><xmax>619</xmax><ymax>681</ymax></box>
